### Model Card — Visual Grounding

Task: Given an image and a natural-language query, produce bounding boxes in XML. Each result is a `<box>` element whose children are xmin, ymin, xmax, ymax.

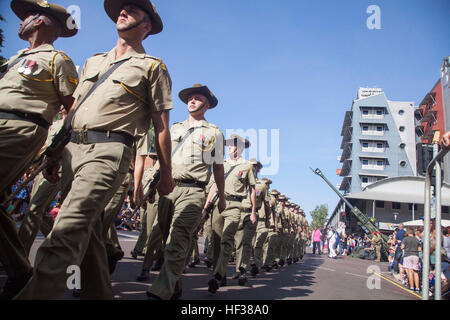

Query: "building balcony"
<box><xmin>340</xmin><ymin>176</ymin><xmax>352</xmax><ymax>191</ymax></box>
<box><xmin>414</xmin><ymin>108</ymin><xmax>423</xmax><ymax>122</ymax></box>
<box><xmin>341</xmin><ymin>159</ymin><xmax>352</xmax><ymax>176</ymax></box>
<box><xmin>415</xmin><ymin>124</ymin><xmax>424</xmax><ymax>137</ymax></box>
<box><xmin>419</xmin><ymin>92</ymin><xmax>436</xmax><ymax>108</ymax></box>
<box><xmin>340</xmin><ymin>111</ymin><xmax>353</xmax><ymax>136</ymax></box>
<box><xmin>421</xmin><ymin>109</ymin><xmax>437</xmax><ymax>123</ymax></box>
<box><xmin>340</xmin><ymin>126</ymin><xmax>353</xmax><ymax>148</ymax></box>
<box><xmin>340</xmin><ymin>142</ymin><xmax>352</xmax><ymax>162</ymax></box>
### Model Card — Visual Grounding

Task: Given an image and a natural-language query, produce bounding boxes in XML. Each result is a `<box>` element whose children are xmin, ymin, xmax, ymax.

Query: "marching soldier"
<box><xmin>252</xmin><ymin>178</ymin><xmax>272</xmax><ymax>273</ymax></box>
<box><xmin>207</xmin><ymin>134</ymin><xmax>256</xmax><ymax>294</ymax></box>
<box><xmin>16</xmin><ymin>0</ymin><xmax>174</xmax><ymax>299</ymax></box>
<box><xmin>277</xmin><ymin>195</ymin><xmax>291</xmax><ymax>267</ymax></box>
<box><xmin>299</xmin><ymin>209</ymin><xmax>309</xmax><ymax>260</ymax></box>
<box><xmin>261</xmin><ymin>188</ymin><xmax>279</xmax><ymax>271</ymax></box>
<box><xmin>286</xmin><ymin>202</ymin><xmax>296</xmax><ymax>265</ymax></box>
<box><xmin>0</xmin><ymin>0</ymin><xmax>78</xmax><ymax>299</ymax></box>
<box><xmin>233</xmin><ymin>159</ymin><xmax>268</xmax><ymax>284</ymax></box>
<box><xmin>146</xmin><ymin>83</ymin><xmax>226</xmax><ymax>300</ymax></box>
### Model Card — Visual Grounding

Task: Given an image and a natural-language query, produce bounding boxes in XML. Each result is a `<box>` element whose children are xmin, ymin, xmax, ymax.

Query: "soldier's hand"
<box><xmin>43</xmin><ymin>160</ymin><xmax>61</xmax><ymax>184</ymax></box>
<box><xmin>157</xmin><ymin>175</ymin><xmax>175</xmax><ymax>196</ymax></box>
<box><xmin>133</xmin><ymin>185</ymin><xmax>144</xmax><ymax>208</ymax></box>
<box><xmin>218</xmin><ymin>197</ymin><xmax>226</xmax><ymax>213</ymax></box>
<box><xmin>250</xmin><ymin>213</ymin><xmax>257</xmax><ymax>224</ymax></box>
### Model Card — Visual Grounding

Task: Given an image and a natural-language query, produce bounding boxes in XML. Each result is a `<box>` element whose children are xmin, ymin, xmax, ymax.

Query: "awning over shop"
<box><xmin>345</xmin><ymin>176</ymin><xmax>450</xmax><ymax>206</ymax></box>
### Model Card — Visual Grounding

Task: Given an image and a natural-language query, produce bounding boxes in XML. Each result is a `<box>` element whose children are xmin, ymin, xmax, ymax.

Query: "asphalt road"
<box><xmin>0</xmin><ymin>229</ymin><xmax>419</xmax><ymax>300</ymax></box>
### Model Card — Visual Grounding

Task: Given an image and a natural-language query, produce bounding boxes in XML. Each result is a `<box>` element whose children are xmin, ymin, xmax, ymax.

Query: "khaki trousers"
<box><xmin>0</xmin><ymin>119</ymin><xmax>47</xmax><ymax>279</ymax></box>
<box><xmin>265</xmin><ymin>229</ymin><xmax>280</xmax><ymax>265</ymax></box>
<box><xmin>15</xmin><ymin>141</ymin><xmax>132</xmax><ymax>299</ymax></box>
<box><xmin>212</xmin><ymin>200</ymin><xmax>241</xmax><ymax>279</ymax></box>
<box><xmin>18</xmin><ymin>172</ymin><xmax>59</xmax><ymax>255</ymax></box>
<box><xmin>279</xmin><ymin>230</ymin><xmax>289</xmax><ymax>262</ymax></box>
<box><xmin>147</xmin><ymin>185</ymin><xmax>205</xmax><ymax>300</ymax></box>
<box><xmin>235</xmin><ymin>213</ymin><xmax>256</xmax><ymax>273</ymax></box>
<box><xmin>253</xmin><ymin>223</ymin><xmax>269</xmax><ymax>268</ymax></box>
<box><xmin>287</xmin><ymin>232</ymin><xmax>296</xmax><ymax>260</ymax></box>
<box><xmin>103</xmin><ymin>171</ymin><xmax>132</xmax><ymax>257</ymax></box>
<box><xmin>141</xmin><ymin>194</ymin><xmax>163</xmax><ymax>271</ymax></box>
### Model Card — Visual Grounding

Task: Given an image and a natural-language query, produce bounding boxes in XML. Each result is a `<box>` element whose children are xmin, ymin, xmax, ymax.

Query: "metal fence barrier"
<box><xmin>422</xmin><ymin>147</ymin><xmax>448</xmax><ymax>300</ymax></box>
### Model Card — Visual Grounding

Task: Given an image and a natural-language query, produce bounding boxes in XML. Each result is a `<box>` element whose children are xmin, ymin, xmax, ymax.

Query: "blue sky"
<box><xmin>1</xmin><ymin>0</ymin><xmax>449</xmax><ymax>222</ymax></box>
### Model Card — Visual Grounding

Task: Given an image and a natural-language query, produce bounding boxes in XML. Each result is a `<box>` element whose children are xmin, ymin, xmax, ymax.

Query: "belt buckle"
<box><xmin>77</xmin><ymin>131</ymin><xmax>83</xmax><ymax>144</ymax></box>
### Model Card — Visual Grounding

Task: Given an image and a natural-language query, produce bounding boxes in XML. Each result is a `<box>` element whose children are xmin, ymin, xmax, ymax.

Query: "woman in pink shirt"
<box><xmin>312</xmin><ymin>227</ymin><xmax>322</xmax><ymax>254</ymax></box>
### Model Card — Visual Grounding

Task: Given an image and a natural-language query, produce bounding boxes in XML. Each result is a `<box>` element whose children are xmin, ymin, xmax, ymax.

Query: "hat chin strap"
<box><xmin>118</xmin><ymin>16</ymin><xmax>147</xmax><ymax>32</ymax></box>
<box><xmin>19</xmin><ymin>13</ymin><xmax>41</xmax><ymax>35</ymax></box>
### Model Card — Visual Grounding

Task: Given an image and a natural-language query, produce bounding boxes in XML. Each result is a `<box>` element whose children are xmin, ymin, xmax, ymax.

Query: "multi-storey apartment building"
<box><xmin>339</xmin><ymin>87</ymin><xmax>416</xmax><ymax>194</ymax></box>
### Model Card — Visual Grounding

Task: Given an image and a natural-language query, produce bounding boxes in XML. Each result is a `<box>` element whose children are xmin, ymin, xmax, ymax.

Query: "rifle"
<box><xmin>128</xmin><ymin>169</ymin><xmax>161</xmax><ymax>217</ymax></box>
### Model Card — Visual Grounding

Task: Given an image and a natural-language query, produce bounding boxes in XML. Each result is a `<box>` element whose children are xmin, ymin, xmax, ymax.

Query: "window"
<box><xmin>442</xmin><ymin>206</ymin><xmax>449</xmax><ymax>214</ymax></box>
<box><xmin>377</xmin><ymin>143</ymin><xmax>383</xmax><ymax>149</ymax></box>
<box><xmin>399</xmin><ymin>126</ymin><xmax>405</xmax><ymax>132</ymax></box>
<box><xmin>408</xmin><ymin>204</ymin><xmax>418</xmax><ymax>211</ymax></box>
<box><xmin>362</xmin><ymin>177</ymin><xmax>368</xmax><ymax>183</ymax></box>
<box><xmin>392</xmin><ymin>202</ymin><xmax>401</xmax><ymax>210</ymax></box>
<box><xmin>399</xmin><ymin>160</ymin><xmax>407</xmax><ymax>167</ymax></box>
<box><xmin>362</xmin><ymin>159</ymin><xmax>369</xmax><ymax>165</ymax></box>
<box><xmin>363</xmin><ymin>142</ymin><xmax>369</xmax><ymax>148</ymax></box>
<box><xmin>399</xmin><ymin>143</ymin><xmax>405</xmax><ymax>149</ymax></box>
<box><xmin>377</xmin><ymin>160</ymin><xmax>384</xmax><ymax>166</ymax></box>
<box><xmin>399</xmin><ymin>110</ymin><xmax>404</xmax><ymax>115</ymax></box>
<box><xmin>376</xmin><ymin>201</ymin><xmax>384</xmax><ymax>208</ymax></box>
<box><xmin>363</xmin><ymin>110</ymin><xmax>369</xmax><ymax>115</ymax></box>
<box><xmin>363</xmin><ymin>126</ymin><xmax>369</xmax><ymax>131</ymax></box>
<box><xmin>376</xmin><ymin>110</ymin><xmax>383</xmax><ymax>115</ymax></box>
<box><xmin>377</xmin><ymin>126</ymin><xmax>383</xmax><ymax>132</ymax></box>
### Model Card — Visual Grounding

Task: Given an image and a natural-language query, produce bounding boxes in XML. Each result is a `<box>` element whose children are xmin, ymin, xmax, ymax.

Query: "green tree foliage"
<box><xmin>0</xmin><ymin>14</ymin><xmax>5</xmax><ymax>65</ymax></box>
<box><xmin>310</xmin><ymin>204</ymin><xmax>328</xmax><ymax>230</ymax></box>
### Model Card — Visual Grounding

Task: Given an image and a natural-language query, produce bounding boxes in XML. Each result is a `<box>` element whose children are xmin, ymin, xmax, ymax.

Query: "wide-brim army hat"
<box><xmin>250</xmin><ymin>158</ymin><xmax>263</xmax><ymax>169</ymax></box>
<box><xmin>261</xmin><ymin>178</ymin><xmax>272</xmax><ymax>185</ymax></box>
<box><xmin>278</xmin><ymin>195</ymin><xmax>287</xmax><ymax>201</ymax></box>
<box><xmin>270</xmin><ymin>189</ymin><xmax>280</xmax><ymax>196</ymax></box>
<box><xmin>104</xmin><ymin>0</ymin><xmax>163</xmax><ymax>35</ymax></box>
<box><xmin>11</xmin><ymin>0</ymin><xmax>78</xmax><ymax>37</ymax></box>
<box><xmin>179</xmin><ymin>84</ymin><xmax>218</xmax><ymax>109</ymax></box>
<box><xmin>225</xmin><ymin>134</ymin><xmax>250</xmax><ymax>148</ymax></box>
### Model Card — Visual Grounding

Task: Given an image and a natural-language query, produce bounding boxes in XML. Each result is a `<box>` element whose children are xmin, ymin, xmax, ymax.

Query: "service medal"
<box><xmin>17</xmin><ymin>59</ymin><xmax>27</xmax><ymax>74</ymax></box>
<box><xmin>23</xmin><ymin>60</ymin><xmax>36</xmax><ymax>75</ymax></box>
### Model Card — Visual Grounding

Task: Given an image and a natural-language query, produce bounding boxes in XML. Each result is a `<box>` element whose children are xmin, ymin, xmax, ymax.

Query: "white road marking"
<box><xmin>345</xmin><ymin>272</ymin><xmax>368</xmax><ymax>279</ymax></box>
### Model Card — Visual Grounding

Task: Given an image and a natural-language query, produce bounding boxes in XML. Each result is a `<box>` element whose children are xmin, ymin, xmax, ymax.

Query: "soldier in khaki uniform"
<box><xmin>277</xmin><ymin>195</ymin><xmax>291</xmax><ymax>267</ymax></box>
<box><xmin>261</xmin><ymin>189</ymin><xmax>279</xmax><ymax>271</ymax></box>
<box><xmin>233</xmin><ymin>159</ymin><xmax>268</xmax><ymax>284</ymax></box>
<box><xmin>252</xmin><ymin>178</ymin><xmax>273</xmax><ymax>273</ymax></box>
<box><xmin>207</xmin><ymin>134</ymin><xmax>256</xmax><ymax>294</ymax></box>
<box><xmin>370</xmin><ymin>231</ymin><xmax>382</xmax><ymax>262</ymax></box>
<box><xmin>286</xmin><ymin>202</ymin><xmax>297</xmax><ymax>265</ymax></box>
<box><xmin>17</xmin><ymin>107</ymin><xmax>66</xmax><ymax>255</ymax></box>
<box><xmin>0</xmin><ymin>0</ymin><xmax>78</xmax><ymax>299</ymax></box>
<box><xmin>299</xmin><ymin>209</ymin><xmax>309</xmax><ymax>260</ymax></box>
<box><xmin>16</xmin><ymin>0</ymin><xmax>175</xmax><ymax>299</ymax></box>
<box><xmin>146</xmin><ymin>84</ymin><xmax>226</xmax><ymax>300</ymax></box>
<box><xmin>292</xmin><ymin>205</ymin><xmax>301</xmax><ymax>262</ymax></box>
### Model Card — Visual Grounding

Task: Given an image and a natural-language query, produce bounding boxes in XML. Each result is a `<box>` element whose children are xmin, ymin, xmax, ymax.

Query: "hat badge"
<box><xmin>37</xmin><ymin>0</ymin><xmax>50</xmax><ymax>8</ymax></box>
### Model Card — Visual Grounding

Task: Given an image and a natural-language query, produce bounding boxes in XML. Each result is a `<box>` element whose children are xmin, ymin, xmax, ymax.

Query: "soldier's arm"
<box><xmin>250</xmin><ymin>185</ymin><xmax>257</xmax><ymax>224</ymax></box>
<box><xmin>212</xmin><ymin>163</ymin><xmax>225</xmax><ymax>213</ymax></box>
<box><xmin>151</xmin><ymin>109</ymin><xmax>174</xmax><ymax>195</ymax></box>
<box><xmin>133</xmin><ymin>154</ymin><xmax>146</xmax><ymax>206</ymax></box>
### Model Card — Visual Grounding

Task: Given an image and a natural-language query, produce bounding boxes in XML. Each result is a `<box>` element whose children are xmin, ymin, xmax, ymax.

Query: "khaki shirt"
<box><xmin>267</xmin><ymin>194</ymin><xmax>277</xmax><ymax>227</ymax></box>
<box><xmin>44</xmin><ymin>118</ymin><xmax>64</xmax><ymax>146</ymax></box>
<box><xmin>72</xmin><ymin>45</ymin><xmax>173</xmax><ymax>137</ymax></box>
<box><xmin>142</xmin><ymin>166</ymin><xmax>158</xmax><ymax>187</ymax></box>
<box><xmin>0</xmin><ymin>44</ymin><xmax>78</xmax><ymax>124</ymax></box>
<box><xmin>242</xmin><ymin>179</ymin><xmax>268</xmax><ymax>211</ymax></box>
<box><xmin>222</xmin><ymin>157</ymin><xmax>256</xmax><ymax>198</ymax></box>
<box><xmin>171</xmin><ymin>119</ymin><xmax>223</xmax><ymax>184</ymax></box>
<box><xmin>276</xmin><ymin>203</ymin><xmax>283</xmax><ymax>229</ymax></box>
